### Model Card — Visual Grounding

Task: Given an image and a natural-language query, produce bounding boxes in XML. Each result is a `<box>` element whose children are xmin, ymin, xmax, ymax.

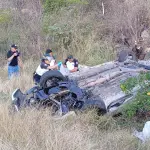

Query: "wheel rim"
<box><xmin>45</xmin><ymin>77</ymin><xmax>62</xmax><ymax>88</ymax></box>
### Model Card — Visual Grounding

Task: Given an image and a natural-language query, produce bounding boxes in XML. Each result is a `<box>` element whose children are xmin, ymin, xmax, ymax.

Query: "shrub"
<box><xmin>43</xmin><ymin>0</ymin><xmax>87</xmax><ymax>13</ymax></box>
<box><xmin>0</xmin><ymin>10</ymin><xmax>11</xmax><ymax>24</ymax></box>
<box><xmin>120</xmin><ymin>72</ymin><xmax>150</xmax><ymax>119</ymax></box>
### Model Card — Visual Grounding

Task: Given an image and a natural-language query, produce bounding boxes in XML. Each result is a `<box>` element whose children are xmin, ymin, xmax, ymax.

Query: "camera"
<box><xmin>14</xmin><ymin>51</ymin><xmax>20</xmax><ymax>57</ymax></box>
<box><xmin>17</xmin><ymin>52</ymin><xmax>20</xmax><ymax>57</ymax></box>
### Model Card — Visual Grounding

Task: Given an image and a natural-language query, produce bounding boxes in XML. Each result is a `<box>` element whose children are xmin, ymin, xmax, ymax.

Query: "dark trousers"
<box><xmin>33</xmin><ymin>73</ymin><xmax>41</xmax><ymax>83</ymax></box>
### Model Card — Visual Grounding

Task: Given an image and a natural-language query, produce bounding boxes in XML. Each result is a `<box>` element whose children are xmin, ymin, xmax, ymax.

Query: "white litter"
<box><xmin>133</xmin><ymin>121</ymin><xmax>150</xmax><ymax>142</ymax></box>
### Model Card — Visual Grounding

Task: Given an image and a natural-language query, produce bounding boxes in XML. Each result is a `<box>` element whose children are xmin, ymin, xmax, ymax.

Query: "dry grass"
<box><xmin>0</xmin><ymin>104</ymin><xmax>135</xmax><ymax>150</ymax></box>
<box><xmin>0</xmin><ymin>59</ymin><xmax>38</xmax><ymax>95</ymax></box>
<box><xmin>0</xmin><ymin>60</ymin><xmax>150</xmax><ymax>150</ymax></box>
<box><xmin>0</xmin><ymin>101</ymin><xmax>149</xmax><ymax>150</ymax></box>
<box><xmin>1</xmin><ymin>1</ymin><xmax>150</xmax><ymax>149</ymax></box>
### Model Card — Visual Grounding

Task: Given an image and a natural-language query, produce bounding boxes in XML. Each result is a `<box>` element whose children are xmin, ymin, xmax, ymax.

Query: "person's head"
<box><xmin>67</xmin><ymin>55</ymin><xmax>74</xmax><ymax>62</ymax></box>
<box><xmin>11</xmin><ymin>44</ymin><xmax>18</xmax><ymax>52</ymax></box>
<box><xmin>45</xmin><ymin>49</ymin><xmax>53</xmax><ymax>57</ymax></box>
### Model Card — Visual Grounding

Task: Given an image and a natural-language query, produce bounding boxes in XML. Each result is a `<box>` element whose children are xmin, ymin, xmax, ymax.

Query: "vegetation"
<box><xmin>1</xmin><ymin>0</ymin><xmax>150</xmax><ymax>149</ymax></box>
<box><xmin>43</xmin><ymin>0</ymin><xmax>87</xmax><ymax>13</ymax></box>
<box><xmin>0</xmin><ymin>61</ymin><xmax>150</xmax><ymax>150</ymax></box>
<box><xmin>1</xmin><ymin>0</ymin><xmax>150</xmax><ymax>65</ymax></box>
<box><xmin>120</xmin><ymin>72</ymin><xmax>150</xmax><ymax>119</ymax></box>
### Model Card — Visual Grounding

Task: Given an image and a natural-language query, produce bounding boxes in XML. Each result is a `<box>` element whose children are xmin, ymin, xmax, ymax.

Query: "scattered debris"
<box><xmin>133</xmin><ymin>121</ymin><xmax>150</xmax><ymax>142</ymax></box>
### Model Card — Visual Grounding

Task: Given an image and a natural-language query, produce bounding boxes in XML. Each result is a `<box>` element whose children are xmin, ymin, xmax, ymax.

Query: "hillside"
<box><xmin>1</xmin><ymin>0</ymin><xmax>150</xmax><ymax>65</ymax></box>
<box><xmin>0</xmin><ymin>60</ymin><xmax>150</xmax><ymax>150</ymax></box>
<box><xmin>1</xmin><ymin>0</ymin><xmax>150</xmax><ymax>149</ymax></box>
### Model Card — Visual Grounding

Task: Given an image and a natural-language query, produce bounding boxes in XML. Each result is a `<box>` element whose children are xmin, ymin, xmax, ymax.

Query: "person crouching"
<box><xmin>33</xmin><ymin>56</ymin><xmax>58</xmax><ymax>83</ymax></box>
<box><xmin>64</xmin><ymin>55</ymin><xmax>79</xmax><ymax>73</ymax></box>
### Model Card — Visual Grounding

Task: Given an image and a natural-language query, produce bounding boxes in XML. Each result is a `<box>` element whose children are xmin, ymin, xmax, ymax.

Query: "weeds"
<box><xmin>0</xmin><ymin>60</ymin><xmax>148</xmax><ymax>150</ymax></box>
<box><xmin>120</xmin><ymin>72</ymin><xmax>150</xmax><ymax>119</ymax></box>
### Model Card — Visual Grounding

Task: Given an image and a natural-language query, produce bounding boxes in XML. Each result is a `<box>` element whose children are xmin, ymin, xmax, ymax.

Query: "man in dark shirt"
<box><xmin>64</xmin><ymin>55</ymin><xmax>79</xmax><ymax>72</ymax></box>
<box><xmin>7</xmin><ymin>44</ymin><xmax>22</xmax><ymax>79</ymax></box>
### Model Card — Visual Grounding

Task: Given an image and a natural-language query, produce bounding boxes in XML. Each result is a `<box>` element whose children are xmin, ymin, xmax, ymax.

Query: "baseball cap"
<box><xmin>11</xmin><ymin>44</ymin><xmax>18</xmax><ymax>49</ymax></box>
<box><xmin>67</xmin><ymin>55</ymin><xmax>73</xmax><ymax>59</ymax></box>
<box><xmin>45</xmin><ymin>49</ymin><xmax>52</xmax><ymax>54</ymax></box>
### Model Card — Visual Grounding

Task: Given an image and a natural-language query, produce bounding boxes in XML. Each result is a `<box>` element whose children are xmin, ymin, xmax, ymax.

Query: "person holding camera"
<box><xmin>7</xmin><ymin>44</ymin><xmax>22</xmax><ymax>79</ymax></box>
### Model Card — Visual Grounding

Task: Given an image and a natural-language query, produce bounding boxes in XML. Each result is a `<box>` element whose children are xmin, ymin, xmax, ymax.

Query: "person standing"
<box><xmin>7</xmin><ymin>44</ymin><xmax>22</xmax><ymax>79</ymax></box>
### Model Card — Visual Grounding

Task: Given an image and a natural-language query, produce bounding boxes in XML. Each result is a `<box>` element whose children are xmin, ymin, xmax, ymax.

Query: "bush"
<box><xmin>0</xmin><ymin>10</ymin><xmax>11</xmax><ymax>24</ymax></box>
<box><xmin>43</xmin><ymin>0</ymin><xmax>87</xmax><ymax>13</ymax></box>
<box><xmin>120</xmin><ymin>73</ymin><xmax>150</xmax><ymax>93</ymax></box>
<box><xmin>120</xmin><ymin>72</ymin><xmax>150</xmax><ymax>119</ymax></box>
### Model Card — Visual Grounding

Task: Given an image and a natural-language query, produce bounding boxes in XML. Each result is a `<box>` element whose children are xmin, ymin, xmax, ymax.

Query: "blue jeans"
<box><xmin>8</xmin><ymin>65</ymin><xmax>19</xmax><ymax>79</ymax></box>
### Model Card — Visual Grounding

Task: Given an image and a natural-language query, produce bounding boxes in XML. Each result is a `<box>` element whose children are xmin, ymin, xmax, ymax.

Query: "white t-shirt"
<box><xmin>64</xmin><ymin>58</ymin><xmax>78</xmax><ymax>71</ymax></box>
<box><xmin>36</xmin><ymin>62</ymin><xmax>49</xmax><ymax>76</ymax></box>
<box><xmin>66</xmin><ymin>61</ymin><xmax>75</xmax><ymax>71</ymax></box>
<box><xmin>36</xmin><ymin>65</ymin><xmax>49</xmax><ymax>76</ymax></box>
<box><xmin>50</xmin><ymin>59</ymin><xmax>55</xmax><ymax>66</ymax></box>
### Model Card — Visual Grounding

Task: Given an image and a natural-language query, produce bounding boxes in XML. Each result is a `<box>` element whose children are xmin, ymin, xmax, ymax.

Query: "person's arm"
<box><xmin>54</xmin><ymin>60</ymin><xmax>57</xmax><ymax>65</ymax></box>
<box><xmin>7</xmin><ymin>52</ymin><xmax>17</xmax><ymax>62</ymax></box>
<box><xmin>70</xmin><ymin>67</ymin><xmax>78</xmax><ymax>73</ymax></box>
<box><xmin>53</xmin><ymin>60</ymin><xmax>58</xmax><ymax>70</ymax></box>
<box><xmin>18</xmin><ymin>57</ymin><xmax>23</xmax><ymax>68</ymax></box>
<box><xmin>41</xmin><ymin>62</ymin><xmax>58</xmax><ymax>70</ymax></box>
<box><xmin>47</xmin><ymin>65</ymin><xmax>58</xmax><ymax>70</ymax></box>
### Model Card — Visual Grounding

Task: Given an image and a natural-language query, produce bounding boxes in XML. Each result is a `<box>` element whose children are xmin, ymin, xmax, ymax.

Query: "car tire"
<box><xmin>40</xmin><ymin>70</ymin><xmax>66</xmax><ymax>88</ymax></box>
<box><xmin>82</xmin><ymin>99</ymin><xmax>107</xmax><ymax>115</ymax></box>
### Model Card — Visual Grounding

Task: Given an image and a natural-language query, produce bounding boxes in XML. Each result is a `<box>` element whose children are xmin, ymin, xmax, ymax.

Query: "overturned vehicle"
<box><xmin>11</xmin><ymin>70</ymin><xmax>107</xmax><ymax>116</ymax></box>
<box><xmin>11</xmin><ymin>58</ymin><xmax>150</xmax><ymax>116</ymax></box>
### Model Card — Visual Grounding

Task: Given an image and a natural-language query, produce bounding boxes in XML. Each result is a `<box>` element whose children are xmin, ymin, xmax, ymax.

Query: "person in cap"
<box><xmin>45</xmin><ymin>49</ymin><xmax>55</xmax><ymax>59</ymax></box>
<box><xmin>7</xmin><ymin>44</ymin><xmax>22</xmax><ymax>79</ymax></box>
<box><xmin>64</xmin><ymin>55</ymin><xmax>79</xmax><ymax>73</ymax></box>
<box><xmin>44</xmin><ymin>49</ymin><xmax>57</xmax><ymax>65</ymax></box>
<box><xmin>33</xmin><ymin>56</ymin><xmax>58</xmax><ymax>83</ymax></box>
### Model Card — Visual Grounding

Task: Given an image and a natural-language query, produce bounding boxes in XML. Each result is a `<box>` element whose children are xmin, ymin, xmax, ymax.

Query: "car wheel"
<box><xmin>82</xmin><ymin>99</ymin><xmax>107</xmax><ymax>115</ymax></box>
<box><xmin>40</xmin><ymin>70</ymin><xmax>66</xmax><ymax>88</ymax></box>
